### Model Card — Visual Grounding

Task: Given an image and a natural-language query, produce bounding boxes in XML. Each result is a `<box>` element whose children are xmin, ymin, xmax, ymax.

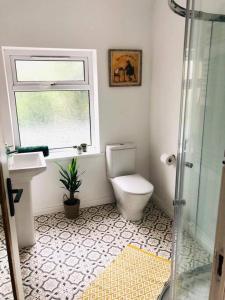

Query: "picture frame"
<box><xmin>108</xmin><ymin>49</ymin><xmax>142</xmax><ymax>87</ymax></box>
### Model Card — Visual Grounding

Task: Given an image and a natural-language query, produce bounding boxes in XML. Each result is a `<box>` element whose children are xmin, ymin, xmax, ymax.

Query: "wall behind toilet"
<box><xmin>0</xmin><ymin>0</ymin><xmax>153</xmax><ymax>215</ymax></box>
<box><xmin>149</xmin><ymin>2</ymin><xmax>185</xmax><ymax>216</ymax></box>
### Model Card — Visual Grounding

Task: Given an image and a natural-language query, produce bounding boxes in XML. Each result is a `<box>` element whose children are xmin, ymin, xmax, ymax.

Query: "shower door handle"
<box><xmin>173</xmin><ymin>199</ymin><xmax>186</xmax><ymax>206</ymax></box>
<box><xmin>185</xmin><ymin>162</ymin><xmax>193</xmax><ymax>168</ymax></box>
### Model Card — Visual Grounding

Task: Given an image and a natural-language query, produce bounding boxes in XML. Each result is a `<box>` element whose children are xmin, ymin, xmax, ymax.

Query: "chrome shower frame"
<box><xmin>168</xmin><ymin>0</ymin><xmax>225</xmax><ymax>22</ymax></box>
<box><xmin>159</xmin><ymin>1</ymin><xmax>225</xmax><ymax>299</ymax></box>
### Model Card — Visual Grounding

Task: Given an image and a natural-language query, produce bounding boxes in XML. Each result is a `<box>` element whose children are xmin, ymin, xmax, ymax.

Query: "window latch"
<box><xmin>50</xmin><ymin>82</ymin><xmax>57</xmax><ymax>86</ymax></box>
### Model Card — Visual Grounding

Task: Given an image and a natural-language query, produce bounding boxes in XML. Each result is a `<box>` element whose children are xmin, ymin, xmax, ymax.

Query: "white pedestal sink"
<box><xmin>8</xmin><ymin>152</ymin><xmax>46</xmax><ymax>248</ymax></box>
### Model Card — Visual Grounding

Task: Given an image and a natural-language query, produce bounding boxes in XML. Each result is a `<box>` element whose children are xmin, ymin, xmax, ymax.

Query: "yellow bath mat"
<box><xmin>81</xmin><ymin>244</ymin><xmax>171</xmax><ymax>300</ymax></box>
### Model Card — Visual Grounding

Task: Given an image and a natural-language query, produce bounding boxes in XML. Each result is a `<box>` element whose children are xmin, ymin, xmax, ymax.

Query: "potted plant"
<box><xmin>57</xmin><ymin>157</ymin><xmax>82</xmax><ymax>219</ymax></box>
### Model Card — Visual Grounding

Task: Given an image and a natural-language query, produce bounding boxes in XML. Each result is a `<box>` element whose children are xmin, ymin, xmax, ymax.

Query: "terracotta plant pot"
<box><xmin>64</xmin><ymin>198</ymin><xmax>80</xmax><ymax>219</ymax></box>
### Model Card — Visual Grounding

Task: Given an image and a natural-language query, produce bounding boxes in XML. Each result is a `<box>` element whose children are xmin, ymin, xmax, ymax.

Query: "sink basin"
<box><xmin>8</xmin><ymin>152</ymin><xmax>47</xmax><ymax>248</ymax></box>
<box><xmin>8</xmin><ymin>152</ymin><xmax>46</xmax><ymax>177</ymax></box>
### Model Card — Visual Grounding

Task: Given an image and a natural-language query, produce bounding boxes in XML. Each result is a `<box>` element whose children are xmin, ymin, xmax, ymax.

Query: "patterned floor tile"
<box><xmin>0</xmin><ymin>201</ymin><xmax>215</xmax><ymax>300</ymax></box>
<box><xmin>0</xmin><ymin>202</ymin><xmax>174</xmax><ymax>299</ymax></box>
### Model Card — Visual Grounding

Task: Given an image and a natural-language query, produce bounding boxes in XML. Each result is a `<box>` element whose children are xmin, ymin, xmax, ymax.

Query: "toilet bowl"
<box><xmin>106</xmin><ymin>143</ymin><xmax>154</xmax><ymax>221</ymax></box>
<box><xmin>111</xmin><ymin>174</ymin><xmax>154</xmax><ymax>221</ymax></box>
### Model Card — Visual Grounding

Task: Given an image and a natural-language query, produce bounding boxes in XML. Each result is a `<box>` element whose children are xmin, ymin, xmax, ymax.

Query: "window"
<box><xmin>3</xmin><ymin>47</ymin><xmax>99</xmax><ymax>152</ymax></box>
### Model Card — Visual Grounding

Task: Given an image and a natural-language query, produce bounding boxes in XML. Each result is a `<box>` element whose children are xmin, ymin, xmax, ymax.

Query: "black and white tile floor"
<box><xmin>1</xmin><ymin>202</ymin><xmax>172</xmax><ymax>299</ymax></box>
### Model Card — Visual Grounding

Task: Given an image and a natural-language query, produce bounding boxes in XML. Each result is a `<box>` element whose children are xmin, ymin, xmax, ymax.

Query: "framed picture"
<box><xmin>108</xmin><ymin>49</ymin><xmax>142</xmax><ymax>87</ymax></box>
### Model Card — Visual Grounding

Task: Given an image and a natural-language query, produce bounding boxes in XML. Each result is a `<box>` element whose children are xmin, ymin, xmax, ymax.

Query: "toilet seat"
<box><xmin>112</xmin><ymin>174</ymin><xmax>154</xmax><ymax>195</ymax></box>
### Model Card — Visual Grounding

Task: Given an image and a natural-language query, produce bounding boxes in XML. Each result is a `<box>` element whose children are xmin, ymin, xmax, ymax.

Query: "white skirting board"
<box><xmin>33</xmin><ymin>195</ymin><xmax>115</xmax><ymax>216</ymax></box>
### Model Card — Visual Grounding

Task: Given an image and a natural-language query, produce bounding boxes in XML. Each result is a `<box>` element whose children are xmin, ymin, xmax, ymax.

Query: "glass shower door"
<box><xmin>171</xmin><ymin>1</ymin><xmax>225</xmax><ymax>299</ymax></box>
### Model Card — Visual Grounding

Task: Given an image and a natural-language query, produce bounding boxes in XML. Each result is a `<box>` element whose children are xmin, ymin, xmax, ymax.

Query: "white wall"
<box><xmin>0</xmin><ymin>0</ymin><xmax>153</xmax><ymax>215</ymax></box>
<box><xmin>149</xmin><ymin>2</ymin><xmax>185</xmax><ymax>216</ymax></box>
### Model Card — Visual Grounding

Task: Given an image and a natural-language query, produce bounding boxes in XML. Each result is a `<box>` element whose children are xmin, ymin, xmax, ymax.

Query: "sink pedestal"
<box><xmin>8</xmin><ymin>152</ymin><xmax>46</xmax><ymax>249</ymax></box>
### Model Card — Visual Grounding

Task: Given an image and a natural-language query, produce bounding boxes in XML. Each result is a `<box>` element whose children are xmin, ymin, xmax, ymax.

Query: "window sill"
<box><xmin>45</xmin><ymin>148</ymin><xmax>104</xmax><ymax>161</ymax></box>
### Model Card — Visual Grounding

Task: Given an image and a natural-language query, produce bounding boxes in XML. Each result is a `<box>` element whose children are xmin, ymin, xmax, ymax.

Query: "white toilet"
<box><xmin>106</xmin><ymin>143</ymin><xmax>154</xmax><ymax>221</ymax></box>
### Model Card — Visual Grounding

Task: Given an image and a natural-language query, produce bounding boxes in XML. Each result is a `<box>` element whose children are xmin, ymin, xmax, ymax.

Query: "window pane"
<box><xmin>15</xmin><ymin>60</ymin><xmax>85</xmax><ymax>82</ymax></box>
<box><xmin>15</xmin><ymin>91</ymin><xmax>91</xmax><ymax>148</ymax></box>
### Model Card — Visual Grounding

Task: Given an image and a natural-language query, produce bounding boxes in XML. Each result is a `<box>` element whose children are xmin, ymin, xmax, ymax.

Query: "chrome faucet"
<box><xmin>5</xmin><ymin>144</ymin><xmax>17</xmax><ymax>155</ymax></box>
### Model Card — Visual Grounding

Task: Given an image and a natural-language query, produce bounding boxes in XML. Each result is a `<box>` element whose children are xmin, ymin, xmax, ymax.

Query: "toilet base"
<box><xmin>110</xmin><ymin>175</ymin><xmax>153</xmax><ymax>222</ymax></box>
<box><xmin>117</xmin><ymin>203</ymin><xmax>143</xmax><ymax>222</ymax></box>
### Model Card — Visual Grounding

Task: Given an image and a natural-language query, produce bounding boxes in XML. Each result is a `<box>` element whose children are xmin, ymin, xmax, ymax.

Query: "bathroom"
<box><xmin>1</xmin><ymin>0</ymin><xmax>225</xmax><ymax>299</ymax></box>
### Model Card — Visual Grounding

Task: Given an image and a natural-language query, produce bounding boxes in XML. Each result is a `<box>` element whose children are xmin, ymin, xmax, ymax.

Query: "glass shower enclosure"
<box><xmin>168</xmin><ymin>0</ymin><xmax>225</xmax><ymax>299</ymax></box>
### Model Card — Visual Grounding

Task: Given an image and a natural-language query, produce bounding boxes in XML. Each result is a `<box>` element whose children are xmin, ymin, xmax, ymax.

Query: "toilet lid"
<box><xmin>112</xmin><ymin>174</ymin><xmax>154</xmax><ymax>195</ymax></box>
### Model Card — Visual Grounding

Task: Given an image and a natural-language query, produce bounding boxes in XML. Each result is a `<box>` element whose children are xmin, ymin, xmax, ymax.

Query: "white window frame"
<box><xmin>2</xmin><ymin>47</ymin><xmax>100</xmax><ymax>153</ymax></box>
<box><xmin>11</xmin><ymin>56</ymin><xmax>89</xmax><ymax>86</ymax></box>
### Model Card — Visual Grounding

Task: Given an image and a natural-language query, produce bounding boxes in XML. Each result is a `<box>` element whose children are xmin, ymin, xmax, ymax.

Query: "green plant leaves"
<box><xmin>57</xmin><ymin>157</ymin><xmax>83</xmax><ymax>199</ymax></box>
<box><xmin>59</xmin><ymin>179</ymin><xmax>70</xmax><ymax>190</ymax></box>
